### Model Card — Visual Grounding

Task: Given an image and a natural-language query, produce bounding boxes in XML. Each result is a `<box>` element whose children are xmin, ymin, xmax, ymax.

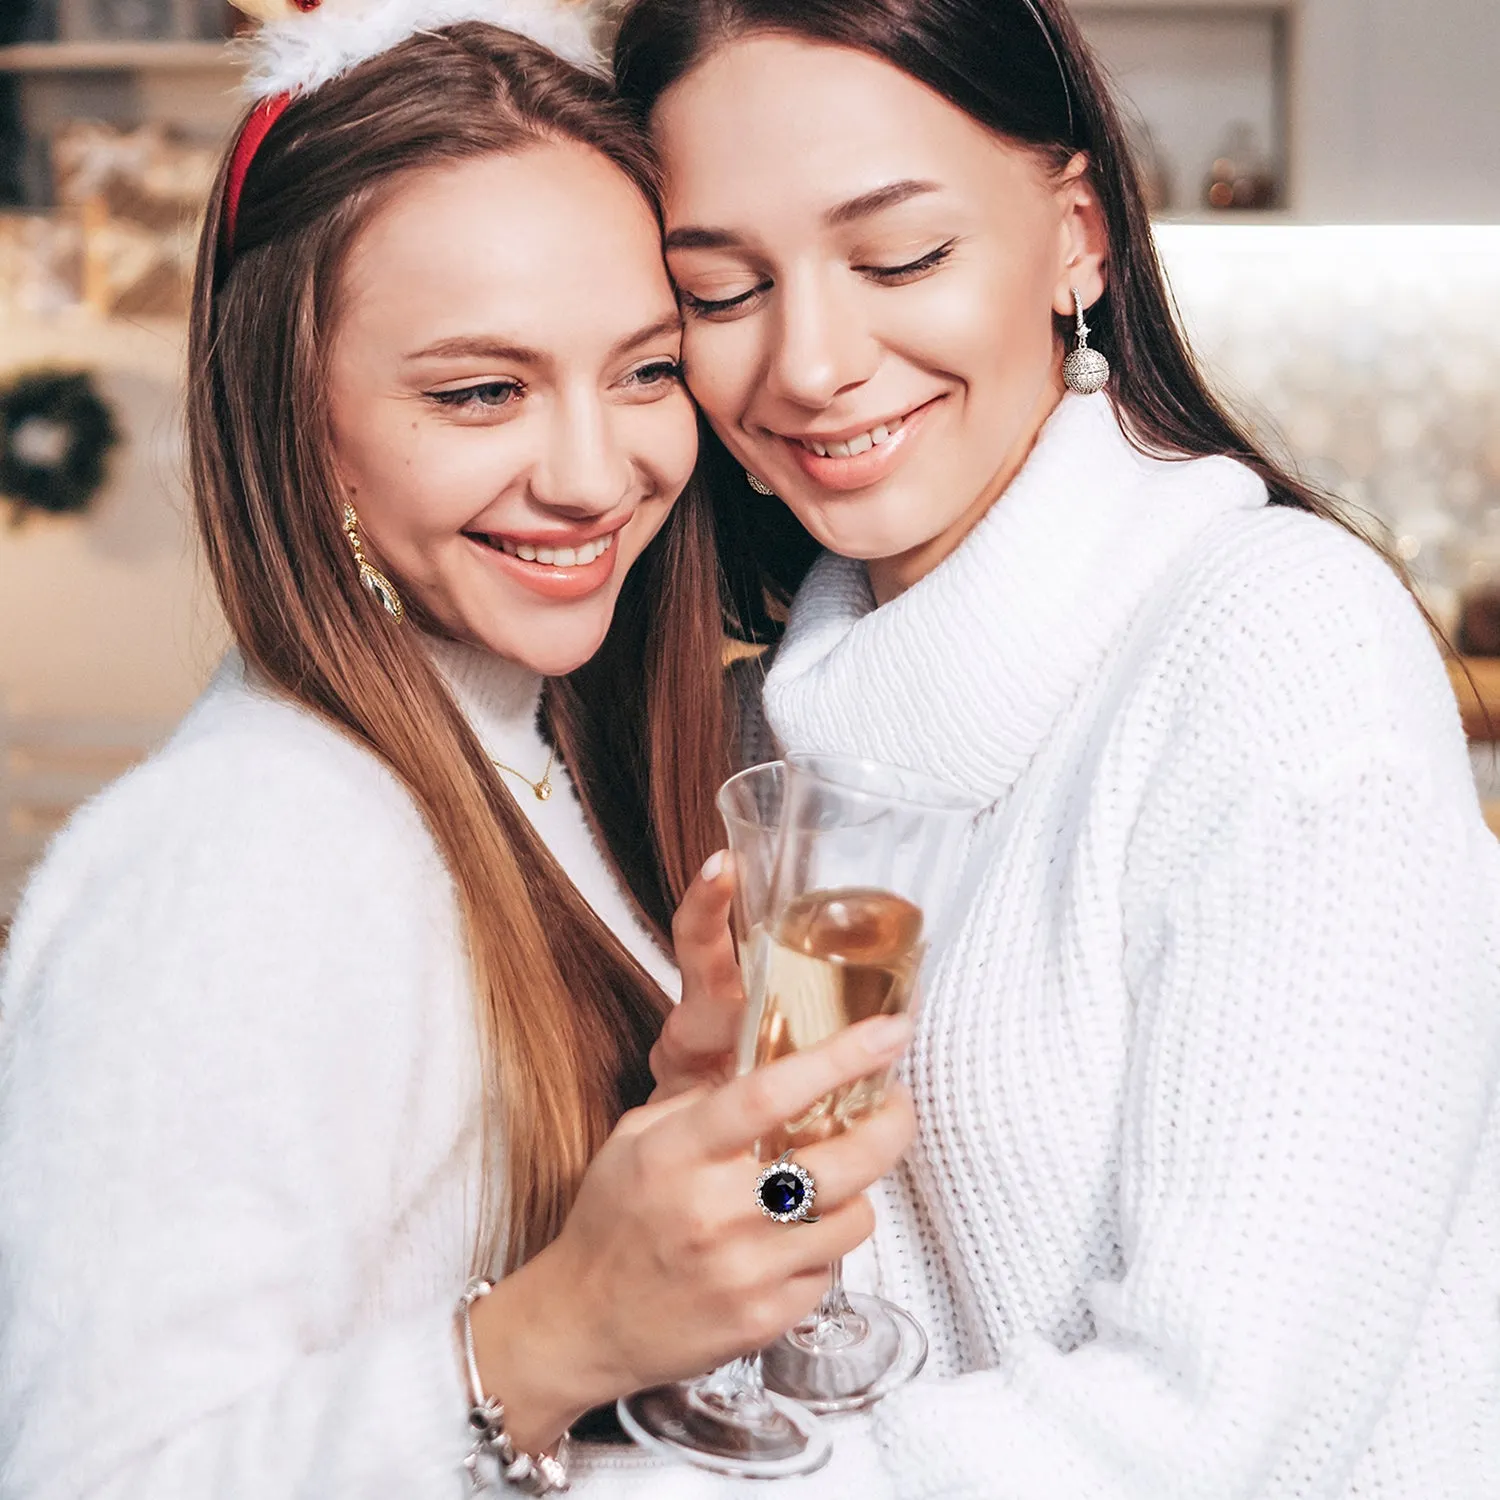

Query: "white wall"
<box><xmin>1294</xmin><ymin>0</ymin><xmax>1500</xmax><ymax>222</ymax></box>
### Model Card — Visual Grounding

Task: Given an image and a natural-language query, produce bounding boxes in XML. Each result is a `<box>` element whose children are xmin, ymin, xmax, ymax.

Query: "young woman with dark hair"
<box><xmin>618</xmin><ymin>2</ymin><xmax>1500</xmax><ymax>1495</ymax></box>
<box><xmin>0</xmin><ymin>7</ymin><xmax>917</xmax><ymax>1495</ymax></box>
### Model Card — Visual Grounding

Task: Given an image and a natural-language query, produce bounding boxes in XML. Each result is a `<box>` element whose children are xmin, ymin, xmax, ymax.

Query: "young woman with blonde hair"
<box><xmin>0</xmin><ymin>6</ymin><xmax>915</xmax><ymax>1495</ymax></box>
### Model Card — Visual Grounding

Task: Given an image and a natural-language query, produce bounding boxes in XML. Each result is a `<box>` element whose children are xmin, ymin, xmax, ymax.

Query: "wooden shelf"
<box><xmin>0</xmin><ymin>42</ymin><xmax>240</xmax><ymax>74</ymax></box>
<box><xmin>1072</xmin><ymin>0</ymin><xmax>1291</xmax><ymax>11</ymax></box>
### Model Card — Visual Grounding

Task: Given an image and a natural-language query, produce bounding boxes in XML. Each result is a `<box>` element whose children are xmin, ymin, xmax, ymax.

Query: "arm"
<box><xmin>0</xmin><ymin>743</ymin><xmax>922</xmax><ymax>1500</ymax></box>
<box><xmin>869</xmin><ymin>753</ymin><xmax>1499</xmax><ymax>1500</ymax></box>
<box><xmin>0</xmin><ymin>754</ymin><xmax>478</xmax><ymax>1500</ymax></box>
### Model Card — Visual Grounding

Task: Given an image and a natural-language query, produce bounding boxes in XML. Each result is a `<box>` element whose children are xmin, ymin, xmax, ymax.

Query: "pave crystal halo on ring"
<box><xmin>755</xmin><ymin>1151</ymin><xmax>819</xmax><ymax>1224</ymax></box>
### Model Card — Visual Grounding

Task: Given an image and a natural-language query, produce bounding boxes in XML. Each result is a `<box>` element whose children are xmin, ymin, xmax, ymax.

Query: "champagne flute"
<box><xmin>617</xmin><ymin>761</ymin><xmax>832</xmax><ymax>1478</ymax></box>
<box><xmin>755</xmin><ymin>752</ymin><xmax>979</xmax><ymax>1414</ymax></box>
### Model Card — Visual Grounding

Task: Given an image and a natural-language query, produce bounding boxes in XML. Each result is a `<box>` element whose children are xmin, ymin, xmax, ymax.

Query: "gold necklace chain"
<box><xmin>491</xmin><ymin>746</ymin><xmax>556</xmax><ymax>802</ymax></box>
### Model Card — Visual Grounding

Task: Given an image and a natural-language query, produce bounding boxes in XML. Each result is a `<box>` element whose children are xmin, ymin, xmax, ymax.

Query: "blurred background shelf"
<box><xmin>0</xmin><ymin>41</ymin><xmax>240</xmax><ymax>72</ymax></box>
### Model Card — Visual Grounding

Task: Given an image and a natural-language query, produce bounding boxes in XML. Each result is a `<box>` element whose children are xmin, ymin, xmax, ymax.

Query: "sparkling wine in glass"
<box><xmin>617</xmin><ymin>762</ymin><xmax>833</xmax><ymax>1479</ymax></box>
<box><xmin>755</xmin><ymin>753</ymin><xmax>979</xmax><ymax>1414</ymax></box>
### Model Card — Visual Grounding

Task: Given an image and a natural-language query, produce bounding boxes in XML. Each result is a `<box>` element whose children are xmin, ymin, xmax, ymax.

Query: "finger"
<box><xmin>670</xmin><ymin>858</ymin><xmax>744</xmax><ymax>1021</ymax></box>
<box><xmin>693</xmin><ymin>1016</ymin><xmax>914</xmax><ymax>1159</ymax></box>
<box><xmin>786</xmin><ymin>1087</ymin><xmax>917</xmax><ymax>1209</ymax></box>
<box><xmin>762</xmin><ymin>1194</ymin><xmax>879</xmax><ymax>1278</ymax></box>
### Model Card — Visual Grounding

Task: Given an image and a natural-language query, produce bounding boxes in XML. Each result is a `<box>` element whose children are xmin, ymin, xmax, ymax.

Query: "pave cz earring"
<box><xmin>342</xmin><ymin>504</ymin><xmax>405</xmax><ymax>623</ymax></box>
<box><xmin>745</xmin><ymin>470</ymin><xmax>776</xmax><ymax>496</ymax></box>
<box><xmin>1062</xmin><ymin>286</ymin><xmax>1111</xmax><ymax>395</ymax></box>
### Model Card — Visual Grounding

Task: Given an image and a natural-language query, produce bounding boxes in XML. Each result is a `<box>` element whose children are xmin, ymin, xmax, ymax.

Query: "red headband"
<box><xmin>221</xmin><ymin>93</ymin><xmax>292</xmax><ymax>262</ymax></box>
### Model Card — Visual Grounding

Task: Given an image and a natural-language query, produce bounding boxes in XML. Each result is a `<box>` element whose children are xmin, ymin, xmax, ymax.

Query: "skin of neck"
<box><xmin>866</xmin><ymin>364</ymin><xmax>1068</xmax><ymax>606</ymax></box>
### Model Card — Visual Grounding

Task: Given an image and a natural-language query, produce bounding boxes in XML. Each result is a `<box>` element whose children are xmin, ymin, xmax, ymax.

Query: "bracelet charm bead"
<box><xmin>459</xmin><ymin>1277</ymin><xmax>571</xmax><ymax>1494</ymax></box>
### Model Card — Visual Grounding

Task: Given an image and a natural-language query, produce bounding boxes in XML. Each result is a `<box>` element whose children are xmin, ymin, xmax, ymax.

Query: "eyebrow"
<box><xmin>664</xmin><ymin>179</ymin><xmax>943</xmax><ymax>252</ymax></box>
<box><xmin>825</xmin><ymin>179</ymin><xmax>942</xmax><ymax>227</ymax></box>
<box><xmin>405</xmin><ymin>314</ymin><xmax>682</xmax><ymax>367</ymax></box>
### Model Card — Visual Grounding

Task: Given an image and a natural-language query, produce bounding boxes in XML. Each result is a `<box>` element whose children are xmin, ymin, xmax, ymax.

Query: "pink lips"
<box><xmin>779</xmin><ymin>397</ymin><xmax>941</xmax><ymax>493</ymax></box>
<box><xmin>465</xmin><ymin>531</ymin><xmax>621</xmax><ymax>602</ymax></box>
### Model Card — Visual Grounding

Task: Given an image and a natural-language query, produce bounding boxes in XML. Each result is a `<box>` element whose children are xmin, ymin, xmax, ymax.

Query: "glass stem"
<box><xmin>693</xmin><ymin>1353</ymin><xmax>778</xmax><ymax>1419</ymax></box>
<box><xmin>810</xmin><ymin>1256</ymin><xmax>859</xmax><ymax>1345</ymax></box>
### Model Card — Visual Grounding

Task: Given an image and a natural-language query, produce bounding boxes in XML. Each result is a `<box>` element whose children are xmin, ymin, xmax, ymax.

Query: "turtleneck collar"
<box><xmin>762</xmin><ymin>394</ymin><xmax>1267</xmax><ymax>804</ymax></box>
<box><xmin>423</xmin><ymin>634</ymin><xmax>546</xmax><ymax>761</ymax></box>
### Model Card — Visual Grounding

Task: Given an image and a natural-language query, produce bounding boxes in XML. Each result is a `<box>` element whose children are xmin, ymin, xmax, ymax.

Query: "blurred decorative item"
<box><xmin>1203</xmin><ymin>122</ymin><xmax>1279</xmax><ymax>212</ymax></box>
<box><xmin>1458</xmin><ymin>587</ymin><xmax>1500</xmax><ymax>657</ymax></box>
<box><xmin>1157</xmin><ymin>224</ymin><xmax>1500</xmax><ymax>619</ymax></box>
<box><xmin>58</xmin><ymin>0</ymin><xmax>199</xmax><ymax>41</ymax></box>
<box><xmin>0</xmin><ymin>210</ymin><xmax>85</xmax><ymax>316</ymax></box>
<box><xmin>51</xmin><ymin>120</ymin><xmax>217</xmax><ymax>317</ymax></box>
<box><xmin>0</xmin><ymin>370</ymin><xmax>119</xmax><ymax>523</ymax></box>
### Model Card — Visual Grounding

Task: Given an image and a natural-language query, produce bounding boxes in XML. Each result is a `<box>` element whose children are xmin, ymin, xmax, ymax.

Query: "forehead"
<box><xmin>339</xmin><ymin>142</ymin><xmax>675</xmax><ymax>352</ymax></box>
<box><xmin>653</xmin><ymin>35</ymin><xmax>1009</xmax><ymax>224</ymax></box>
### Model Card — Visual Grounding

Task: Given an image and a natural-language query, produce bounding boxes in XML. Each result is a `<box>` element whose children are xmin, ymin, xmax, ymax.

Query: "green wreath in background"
<box><xmin>0</xmin><ymin>370</ymin><xmax>119</xmax><ymax>522</ymax></box>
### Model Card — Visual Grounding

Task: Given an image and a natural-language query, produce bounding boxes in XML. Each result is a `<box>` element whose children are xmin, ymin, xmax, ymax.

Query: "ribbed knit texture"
<box><xmin>760</xmin><ymin>393</ymin><xmax>1500</xmax><ymax>1498</ymax></box>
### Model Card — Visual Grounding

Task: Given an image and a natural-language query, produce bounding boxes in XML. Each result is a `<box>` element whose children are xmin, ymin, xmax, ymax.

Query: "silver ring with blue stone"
<box><xmin>754</xmin><ymin>1150</ymin><xmax>819</xmax><ymax>1224</ymax></box>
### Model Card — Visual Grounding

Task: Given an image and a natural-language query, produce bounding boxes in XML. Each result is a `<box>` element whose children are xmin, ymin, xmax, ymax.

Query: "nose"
<box><xmin>529</xmin><ymin>387</ymin><xmax>633</xmax><ymax>518</ymax></box>
<box><xmin>762</xmin><ymin>268</ymin><xmax>880</xmax><ymax>411</ymax></box>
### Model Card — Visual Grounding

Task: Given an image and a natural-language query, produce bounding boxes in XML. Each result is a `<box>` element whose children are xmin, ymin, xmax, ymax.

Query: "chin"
<box><xmin>804</xmin><ymin>503</ymin><xmax>940</xmax><ymax>566</ymax></box>
<box><xmin>479</xmin><ymin>615</ymin><xmax>613</xmax><ymax>679</ymax></box>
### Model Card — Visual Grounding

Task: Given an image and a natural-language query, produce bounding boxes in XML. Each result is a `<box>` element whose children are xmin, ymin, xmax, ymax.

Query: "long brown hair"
<box><xmin>614</xmin><ymin>0</ymin><xmax>1400</xmax><ymax>639</ymax></box>
<box><xmin>188</xmin><ymin>22</ymin><xmax>731</xmax><ymax>1273</ymax></box>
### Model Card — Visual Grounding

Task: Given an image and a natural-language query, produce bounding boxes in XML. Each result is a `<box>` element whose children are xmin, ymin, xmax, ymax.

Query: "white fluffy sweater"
<box><xmin>0</xmin><ymin>640</ymin><xmax>753</xmax><ymax>1500</ymax></box>
<box><xmin>757</xmin><ymin>393</ymin><xmax>1500</xmax><ymax>1498</ymax></box>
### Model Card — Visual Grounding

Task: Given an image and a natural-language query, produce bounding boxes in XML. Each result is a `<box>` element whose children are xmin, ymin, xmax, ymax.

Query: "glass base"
<box><xmin>760</xmin><ymin>1293</ymin><xmax>928</xmax><ymax>1415</ymax></box>
<box><xmin>617</xmin><ymin>1377</ymin><xmax>832</xmax><ymax>1480</ymax></box>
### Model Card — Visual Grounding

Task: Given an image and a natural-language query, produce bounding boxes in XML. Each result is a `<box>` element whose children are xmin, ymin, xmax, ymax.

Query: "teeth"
<box><xmin>487</xmin><ymin>532</ymin><xmax>618</xmax><ymax>567</ymax></box>
<box><xmin>801</xmin><ymin>420</ymin><xmax>900</xmax><ymax>459</ymax></box>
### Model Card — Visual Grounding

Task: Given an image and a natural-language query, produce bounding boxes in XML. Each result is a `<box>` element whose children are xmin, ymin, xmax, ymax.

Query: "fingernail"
<box><xmin>701</xmin><ymin>851</ymin><xmax>728</xmax><ymax>882</ymax></box>
<box><xmin>858</xmin><ymin>1015</ymin><xmax>914</xmax><ymax>1054</ymax></box>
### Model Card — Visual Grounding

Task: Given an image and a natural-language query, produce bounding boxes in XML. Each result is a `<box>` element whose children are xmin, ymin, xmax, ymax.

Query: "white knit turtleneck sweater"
<box><xmin>756</xmin><ymin>394</ymin><xmax>1500</xmax><ymax>1499</ymax></box>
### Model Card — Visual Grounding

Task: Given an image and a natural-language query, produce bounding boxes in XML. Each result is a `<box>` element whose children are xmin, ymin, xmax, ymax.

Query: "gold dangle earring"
<box><xmin>342</xmin><ymin>504</ymin><xmax>405</xmax><ymax>623</ymax></box>
<box><xmin>745</xmin><ymin>470</ymin><xmax>776</xmax><ymax>497</ymax></box>
<box><xmin>1062</xmin><ymin>286</ymin><xmax>1111</xmax><ymax>395</ymax></box>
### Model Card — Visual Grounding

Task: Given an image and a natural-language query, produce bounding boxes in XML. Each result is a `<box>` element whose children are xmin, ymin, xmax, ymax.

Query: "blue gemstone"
<box><xmin>759</xmin><ymin>1170</ymin><xmax>806</xmax><ymax>1216</ymax></box>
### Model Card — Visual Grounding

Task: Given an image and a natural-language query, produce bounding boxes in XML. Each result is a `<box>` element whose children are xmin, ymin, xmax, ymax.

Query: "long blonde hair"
<box><xmin>188</xmin><ymin>23</ymin><xmax>731</xmax><ymax>1272</ymax></box>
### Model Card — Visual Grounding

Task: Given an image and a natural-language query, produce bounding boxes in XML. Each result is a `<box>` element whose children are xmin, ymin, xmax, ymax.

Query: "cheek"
<box><xmin>887</xmin><ymin>262</ymin><xmax>1052</xmax><ymax>390</ymax></box>
<box><xmin>683</xmin><ymin>321</ymin><xmax>760</xmax><ymax>426</ymax></box>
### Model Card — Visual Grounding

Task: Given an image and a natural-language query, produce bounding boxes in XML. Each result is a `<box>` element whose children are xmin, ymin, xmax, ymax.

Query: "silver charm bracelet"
<box><xmin>458</xmin><ymin>1277</ymin><xmax>571</xmax><ymax>1494</ymax></box>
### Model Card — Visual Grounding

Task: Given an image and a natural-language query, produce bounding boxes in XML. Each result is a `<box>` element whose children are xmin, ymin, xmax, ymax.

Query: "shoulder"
<box><xmin>6</xmin><ymin>659</ymin><xmax>450</xmax><ymax>983</ymax></box>
<box><xmin>1143</xmin><ymin>502</ymin><xmax>1464</xmax><ymax>770</ymax></box>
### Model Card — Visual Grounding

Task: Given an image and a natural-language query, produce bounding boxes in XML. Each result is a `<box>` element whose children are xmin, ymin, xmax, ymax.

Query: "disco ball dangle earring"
<box><xmin>1062</xmin><ymin>286</ymin><xmax>1111</xmax><ymax>396</ymax></box>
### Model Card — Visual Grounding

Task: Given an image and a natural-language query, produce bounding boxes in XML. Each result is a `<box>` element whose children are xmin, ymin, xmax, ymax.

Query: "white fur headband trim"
<box><xmin>237</xmin><ymin>0</ymin><xmax>602</xmax><ymax>100</ymax></box>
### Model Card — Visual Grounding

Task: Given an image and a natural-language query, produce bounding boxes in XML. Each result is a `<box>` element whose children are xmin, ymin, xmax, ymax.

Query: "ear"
<box><xmin>1050</xmin><ymin>153</ymin><xmax>1108</xmax><ymax>318</ymax></box>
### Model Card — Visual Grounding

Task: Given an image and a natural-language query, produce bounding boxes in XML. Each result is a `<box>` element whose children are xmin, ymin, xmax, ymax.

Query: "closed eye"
<box><xmin>859</xmin><ymin>240</ymin><xmax>958</xmax><ymax>284</ymax></box>
<box><xmin>678</xmin><ymin>282</ymin><xmax>769</xmax><ymax>320</ymax></box>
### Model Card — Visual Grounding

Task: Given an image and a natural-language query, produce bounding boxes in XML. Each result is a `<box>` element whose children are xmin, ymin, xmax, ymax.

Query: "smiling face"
<box><xmin>653</xmin><ymin>35</ymin><xmax>1106</xmax><ymax>601</ymax></box>
<box><xmin>327</xmin><ymin>141</ymin><xmax>697</xmax><ymax>676</ymax></box>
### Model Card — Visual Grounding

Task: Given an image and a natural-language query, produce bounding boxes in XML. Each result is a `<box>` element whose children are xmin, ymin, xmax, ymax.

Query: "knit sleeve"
<box><xmin>867</xmin><ymin>749</ymin><xmax>1500</xmax><ymax>1499</ymax></box>
<box><xmin>0</xmin><ymin>732</ymin><xmax>479</xmax><ymax>1500</ymax></box>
